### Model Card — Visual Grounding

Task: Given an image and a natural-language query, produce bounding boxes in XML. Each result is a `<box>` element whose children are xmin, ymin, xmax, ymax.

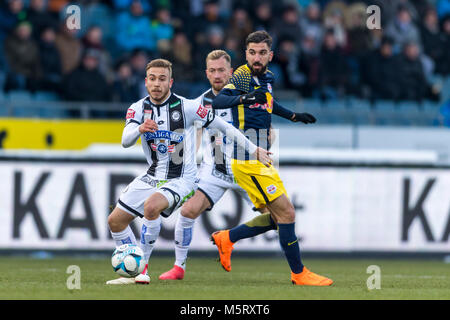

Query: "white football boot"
<box><xmin>134</xmin><ymin>264</ymin><xmax>150</xmax><ymax>284</ymax></box>
<box><xmin>106</xmin><ymin>264</ymin><xmax>150</xmax><ymax>285</ymax></box>
<box><xmin>105</xmin><ymin>277</ymin><xmax>136</xmax><ymax>285</ymax></box>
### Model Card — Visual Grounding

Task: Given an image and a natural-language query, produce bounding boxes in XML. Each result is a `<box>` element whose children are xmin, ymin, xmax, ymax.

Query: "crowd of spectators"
<box><xmin>0</xmin><ymin>0</ymin><xmax>449</xmax><ymax>105</ymax></box>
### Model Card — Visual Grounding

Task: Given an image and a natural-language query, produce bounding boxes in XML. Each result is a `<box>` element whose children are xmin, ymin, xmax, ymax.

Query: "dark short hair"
<box><xmin>245</xmin><ymin>30</ymin><xmax>272</xmax><ymax>49</ymax></box>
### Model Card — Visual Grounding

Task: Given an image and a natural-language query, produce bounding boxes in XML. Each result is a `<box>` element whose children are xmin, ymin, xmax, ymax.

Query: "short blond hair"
<box><xmin>206</xmin><ymin>50</ymin><xmax>231</xmax><ymax>66</ymax></box>
<box><xmin>146</xmin><ymin>58</ymin><xmax>173</xmax><ymax>78</ymax></box>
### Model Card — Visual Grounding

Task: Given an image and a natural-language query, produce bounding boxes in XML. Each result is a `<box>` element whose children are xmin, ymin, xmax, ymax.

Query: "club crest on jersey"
<box><xmin>126</xmin><ymin>108</ymin><xmax>135</xmax><ymax>119</ymax></box>
<box><xmin>266</xmin><ymin>184</ymin><xmax>277</xmax><ymax>194</ymax></box>
<box><xmin>196</xmin><ymin>105</ymin><xmax>209</xmax><ymax>118</ymax></box>
<box><xmin>150</xmin><ymin>140</ymin><xmax>176</xmax><ymax>154</ymax></box>
<box><xmin>171</xmin><ymin>110</ymin><xmax>181</xmax><ymax>122</ymax></box>
<box><xmin>267</xmin><ymin>83</ymin><xmax>272</xmax><ymax>93</ymax></box>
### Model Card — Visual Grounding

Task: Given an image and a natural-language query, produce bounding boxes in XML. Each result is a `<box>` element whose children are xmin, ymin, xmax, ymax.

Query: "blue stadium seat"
<box><xmin>397</xmin><ymin>101</ymin><xmax>420</xmax><ymax>113</ymax></box>
<box><xmin>352</xmin><ymin>109</ymin><xmax>371</xmax><ymax>125</ymax></box>
<box><xmin>392</xmin><ymin>111</ymin><xmax>413</xmax><ymax>126</ymax></box>
<box><xmin>322</xmin><ymin>99</ymin><xmax>347</xmax><ymax>110</ymax></box>
<box><xmin>373</xmin><ymin>100</ymin><xmax>397</xmax><ymax>111</ymax></box>
<box><xmin>347</xmin><ymin>98</ymin><xmax>371</xmax><ymax>112</ymax></box>
<box><xmin>442</xmin><ymin>76</ymin><xmax>450</xmax><ymax>102</ymax></box>
<box><xmin>34</xmin><ymin>91</ymin><xmax>59</xmax><ymax>101</ymax></box>
<box><xmin>6</xmin><ymin>90</ymin><xmax>39</xmax><ymax>117</ymax></box>
<box><xmin>39</xmin><ymin>106</ymin><xmax>70</xmax><ymax>119</ymax></box>
<box><xmin>312</xmin><ymin>110</ymin><xmax>338</xmax><ymax>124</ymax></box>
<box><xmin>0</xmin><ymin>91</ymin><xmax>6</xmax><ymax>116</ymax></box>
<box><xmin>421</xmin><ymin>101</ymin><xmax>441</xmax><ymax>113</ymax></box>
<box><xmin>7</xmin><ymin>90</ymin><xmax>33</xmax><ymax>102</ymax></box>
<box><xmin>301</xmin><ymin>98</ymin><xmax>322</xmax><ymax>113</ymax></box>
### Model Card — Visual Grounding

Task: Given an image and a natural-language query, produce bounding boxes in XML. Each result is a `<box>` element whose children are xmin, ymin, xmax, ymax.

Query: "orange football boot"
<box><xmin>291</xmin><ymin>267</ymin><xmax>333</xmax><ymax>286</ymax></box>
<box><xmin>210</xmin><ymin>230</ymin><xmax>234</xmax><ymax>272</ymax></box>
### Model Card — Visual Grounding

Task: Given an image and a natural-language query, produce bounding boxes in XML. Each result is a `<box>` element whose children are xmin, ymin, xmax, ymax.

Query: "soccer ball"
<box><xmin>111</xmin><ymin>244</ymin><xmax>145</xmax><ymax>278</ymax></box>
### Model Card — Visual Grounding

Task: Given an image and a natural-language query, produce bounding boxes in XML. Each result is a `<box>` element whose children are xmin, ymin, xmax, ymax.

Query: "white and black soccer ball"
<box><xmin>111</xmin><ymin>244</ymin><xmax>145</xmax><ymax>278</ymax></box>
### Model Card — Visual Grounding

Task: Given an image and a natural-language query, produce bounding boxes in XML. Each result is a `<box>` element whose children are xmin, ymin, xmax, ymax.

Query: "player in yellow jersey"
<box><xmin>211</xmin><ymin>31</ymin><xmax>333</xmax><ymax>286</ymax></box>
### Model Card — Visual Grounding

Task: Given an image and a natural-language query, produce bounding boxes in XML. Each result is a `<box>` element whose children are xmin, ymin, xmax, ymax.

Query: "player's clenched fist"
<box><xmin>139</xmin><ymin>119</ymin><xmax>158</xmax><ymax>133</ymax></box>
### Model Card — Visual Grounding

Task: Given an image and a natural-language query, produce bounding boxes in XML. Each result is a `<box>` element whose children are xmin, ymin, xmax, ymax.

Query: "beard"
<box><xmin>249</xmin><ymin>62</ymin><xmax>268</xmax><ymax>77</ymax></box>
<box><xmin>149</xmin><ymin>87</ymin><xmax>170</xmax><ymax>104</ymax></box>
<box><xmin>211</xmin><ymin>81</ymin><xmax>225</xmax><ymax>92</ymax></box>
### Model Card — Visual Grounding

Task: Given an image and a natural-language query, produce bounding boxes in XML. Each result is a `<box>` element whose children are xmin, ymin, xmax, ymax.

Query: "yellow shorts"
<box><xmin>231</xmin><ymin>159</ymin><xmax>288</xmax><ymax>209</ymax></box>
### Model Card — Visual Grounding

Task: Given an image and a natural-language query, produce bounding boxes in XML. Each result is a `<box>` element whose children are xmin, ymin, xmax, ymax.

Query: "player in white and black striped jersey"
<box><xmin>158</xmin><ymin>50</ymin><xmax>273</xmax><ymax>281</ymax></box>
<box><xmin>106</xmin><ymin>58</ymin><xmax>272</xmax><ymax>285</ymax></box>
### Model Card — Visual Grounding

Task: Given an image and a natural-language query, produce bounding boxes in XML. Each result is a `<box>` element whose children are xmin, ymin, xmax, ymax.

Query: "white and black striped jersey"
<box><xmin>198</xmin><ymin>88</ymin><xmax>234</xmax><ymax>177</ymax></box>
<box><xmin>125</xmin><ymin>93</ymin><xmax>214</xmax><ymax>181</ymax></box>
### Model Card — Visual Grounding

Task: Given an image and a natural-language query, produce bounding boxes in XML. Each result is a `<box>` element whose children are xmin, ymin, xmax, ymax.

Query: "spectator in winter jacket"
<box><xmin>37</xmin><ymin>25</ymin><xmax>62</xmax><ymax>93</ymax></box>
<box><xmin>419</xmin><ymin>7</ymin><xmax>447</xmax><ymax>75</ymax></box>
<box><xmin>115</xmin><ymin>0</ymin><xmax>155</xmax><ymax>53</ymax></box>
<box><xmin>3</xmin><ymin>21</ymin><xmax>40</xmax><ymax>92</ymax></box>
<box><xmin>361</xmin><ymin>37</ymin><xmax>402</xmax><ymax>101</ymax></box>
<box><xmin>397</xmin><ymin>41</ymin><xmax>429</xmax><ymax>101</ymax></box>
<box><xmin>385</xmin><ymin>5</ymin><xmax>422</xmax><ymax>53</ymax></box>
<box><xmin>63</xmin><ymin>49</ymin><xmax>110</xmax><ymax>102</ymax></box>
<box><xmin>319</xmin><ymin>29</ymin><xmax>348</xmax><ymax>99</ymax></box>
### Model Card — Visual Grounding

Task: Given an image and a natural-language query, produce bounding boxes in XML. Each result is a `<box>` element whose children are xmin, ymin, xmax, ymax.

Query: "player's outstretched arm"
<box><xmin>212</xmin><ymin>89</ymin><xmax>242</xmax><ymax>109</ymax></box>
<box><xmin>212</xmin><ymin>88</ymin><xmax>268</xmax><ymax>109</ymax></box>
<box><xmin>272</xmin><ymin>100</ymin><xmax>316</xmax><ymax>124</ymax></box>
<box><xmin>207</xmin><ymin>116</ymin><xmax>272</xmax><ymax>167</ymax></box>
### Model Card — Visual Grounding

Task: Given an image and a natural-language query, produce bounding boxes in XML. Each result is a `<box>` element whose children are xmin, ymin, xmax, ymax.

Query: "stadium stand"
<box><xmin>0</xmin><ymin>0</ymin><xmax>449</xmax><ymax>126</ymax></box>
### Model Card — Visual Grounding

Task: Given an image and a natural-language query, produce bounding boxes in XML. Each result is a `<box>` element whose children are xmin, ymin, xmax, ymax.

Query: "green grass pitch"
<box><xmin>0</xmin><ymin>255</ymin><xmax>449</xmax><ymax>300</ymax></box>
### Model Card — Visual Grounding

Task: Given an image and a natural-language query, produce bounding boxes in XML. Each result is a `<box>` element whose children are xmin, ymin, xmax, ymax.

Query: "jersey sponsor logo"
<box><xmin>140</xmin><ymin>174</ymin><xmax>167</xmax><ymax>187</ymax></box>
<box><xmin>196</xmin><ymin>105</ymin><xmax>209</xmax><ymax>119</ymax></box>
<box><xmin>126</xmin><ymin>109</ymin><xmax>135</xmax><ymax>119</ymax></box>
<box><xmin>248</xmin><ymin>95</ymin><xmax>273</xmax><ymax>113</ymax></box>
<box><xmin>248</xmin><ymin>103</ymin><xmax>270</xmax><ymax>110</ymax></box>
<box><xmin>212</xmin><ymin>168</ymin><xmax>234</xmax><ymax>184</ymax></box>
<box><xmin>266</xmin><ymin>184</ymin><xmax>277</xmax><ymax>194</ymax></box>
<box><xmin>169</xmin><ymin>100</ymin><xmax>181</xmax><ymax>108</ymax></box>
<box><xmin>144</xmin><ymin>130</ymin><xmax>184</xmax><ymax>143</ymax></box>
